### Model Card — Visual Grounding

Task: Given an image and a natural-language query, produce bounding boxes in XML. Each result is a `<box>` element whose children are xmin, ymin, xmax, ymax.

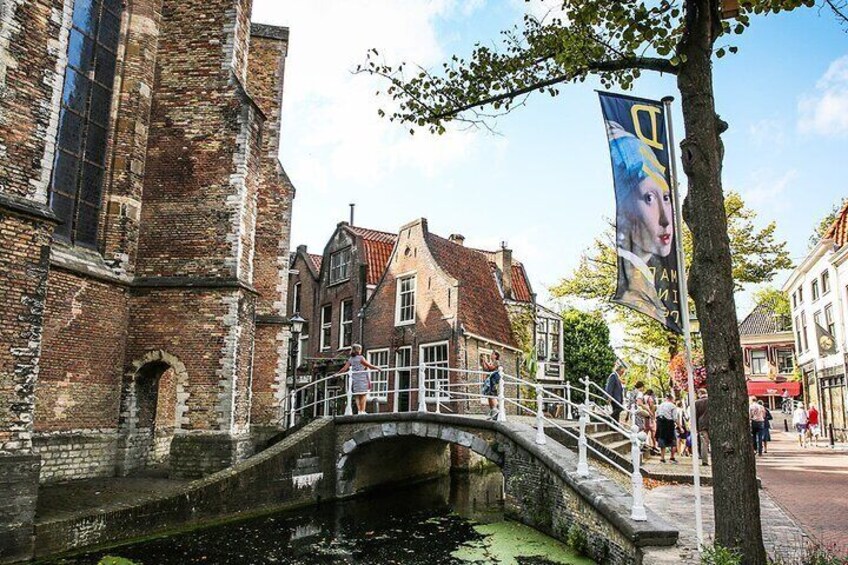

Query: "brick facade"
<box><xmin>0</xmin><ymin>2</ymin><xmax>293</xmax><ymax>559</ymax></box>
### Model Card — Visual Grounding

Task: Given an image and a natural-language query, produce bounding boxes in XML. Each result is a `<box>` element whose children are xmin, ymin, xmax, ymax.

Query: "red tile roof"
<box><xmin>348</xmin><ymin>226</ymin><xmax>397</xmax><ymax>286</ymax></box>
<box><xmin>824</xmin><ymin>200</ymin><xmax>848</xmax><ymax>246</ymax></box>
<box><xmin>427</xmin><ymin>234</ymin><xmax>518</xmax><ymax>348</ymax></box>
<box><xmin>511</xmin><ymin>263</ymin><xmax>533</xmax><ymax>302</ymax></box>
<box><xmin>308</xmin><ymin>253</ymin><xmax>323</xmax><ymax>273</ymax></box>
<box><xmin>473</xmin><ymin>249</ymin><xmax>533</xmax><ymax>303</ymax></box>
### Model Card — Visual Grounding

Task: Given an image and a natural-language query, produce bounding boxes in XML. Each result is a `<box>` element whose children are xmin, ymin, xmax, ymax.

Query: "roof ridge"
<box><xmin>823</xmin><ymin>199</ymin><xmax>848</xmax><ymax>242</ymax></box>
<box><xmin>348</xmin><ymin>225</ymin><xmax>398</xmax><ymax>238</ymax></box>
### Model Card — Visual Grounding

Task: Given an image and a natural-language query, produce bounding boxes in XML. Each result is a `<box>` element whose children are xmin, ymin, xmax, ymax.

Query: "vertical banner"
<box><xmin>599</xmin><ymin>92</ymin><xmax>683</xmax><ymax>334</ymax></box>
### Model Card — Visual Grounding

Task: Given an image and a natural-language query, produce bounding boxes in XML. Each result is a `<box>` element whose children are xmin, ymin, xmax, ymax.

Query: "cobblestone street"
<box><xmin>757</xmin><ymin>428</ymin><xmax>848</xmax><ymax>552</ymax></box>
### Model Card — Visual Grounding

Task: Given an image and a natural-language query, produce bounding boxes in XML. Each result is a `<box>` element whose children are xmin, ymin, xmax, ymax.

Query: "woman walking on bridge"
<box><xmin>336</xmin><ymin>344</ymin><xmax>382</xmax><ymax>415</ymax></box>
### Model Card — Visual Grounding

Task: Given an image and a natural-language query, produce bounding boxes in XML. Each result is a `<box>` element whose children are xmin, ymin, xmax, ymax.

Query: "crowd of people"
<box><xmin>605</xmin><ymin>364</ymin><xmax>710</xmax><ymax>465</ymax></box>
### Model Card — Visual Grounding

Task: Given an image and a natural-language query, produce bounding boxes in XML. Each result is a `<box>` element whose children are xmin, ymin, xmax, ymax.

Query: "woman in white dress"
<box><xmin>336</xmin><ymin>344</ymin><xmax>382</xmax><ymax>414</ymax></box>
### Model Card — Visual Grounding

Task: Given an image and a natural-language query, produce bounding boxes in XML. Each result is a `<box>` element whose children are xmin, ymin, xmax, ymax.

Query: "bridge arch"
<box><xmin>335</xmin><ymin>422</ymin><xmax>504</xmax><ymax>497</ymax></box>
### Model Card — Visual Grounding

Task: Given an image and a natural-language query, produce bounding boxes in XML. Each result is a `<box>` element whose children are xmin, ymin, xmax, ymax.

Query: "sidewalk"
<box><xmin>642</xmin><ymin>484</ymin><xmax>808</xmax><ymax>564</ymax></box>
<box><xmin>756</xmin><ymin>429</ymin><xmax>848</xmax><ymax>552</ymax></box>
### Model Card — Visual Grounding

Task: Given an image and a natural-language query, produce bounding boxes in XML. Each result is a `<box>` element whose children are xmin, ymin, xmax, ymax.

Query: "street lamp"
<box><xmin>289</xmin><ymin>314</ymin><xmax>306</xmax><ymax>372</ymax></box>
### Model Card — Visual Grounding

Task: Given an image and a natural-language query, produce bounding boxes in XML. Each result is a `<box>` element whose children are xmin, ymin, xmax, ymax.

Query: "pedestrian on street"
<box><xmin>605</xmin><ymin>361</ymin><xmax>626</xmax><ymax>423</ymax></box>
<box><xmin>675</xmin><ymin>398</ymin><xmax>690</xmax><ymax>457</ymax></box>
<box><xmin>626</xmin><ymin>381</ymin><xmax>645</xmax><ymax>426</ymax></box>
<box><xmin>481</xmin><ymin>351</ymin><xmax>502</xmax><ymax>420</ymax></box>
<box><xmin>808</xmin><ymin>403</ymin><xmax>820</xmax><ymax>447</ymax></box>
<box><xmin>695</xmin><ymin>388</ymin><xmax>710</xmax><ymax>466</ymax></box>
<box><xmin>792</xmin><ymin>403</ymin><xmax>809</xmax><ymax>448</ymax></box>
<box><xmin>643</xmin><ymin>389</ymin><xmax>658</xmax><ymax>453</ymax></box>
<box><xmin>759</xmin><ymin>400</ymin><xmax>773</xmax><ymax>454</ymax></box>
<box><xmin>750</xmin><ymin>396</ymin><xmax>767</xmax><ymax>456</ymax></box>
<box><xmin>656</xmin><ymin>393</ymin><xmax>678</xmax><ymax>464</ymax></box>
<box><xmin>336</xmin><ymin>344</ymin><xmax>383</xmax><ymax>415</ymax></box>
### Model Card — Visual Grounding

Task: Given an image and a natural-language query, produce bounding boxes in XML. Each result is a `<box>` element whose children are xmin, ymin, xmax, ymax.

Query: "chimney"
<box><xmin>449</xmin><ymin>234</ymin><xmax>466</xmax><ymax>246</ymax></box>
<box><xmin>349</xmin><ymin>203</ymin><xmax>355</xmax><ymax>226</ymax></box>
<box><xmin>495</xmin><ymin>242</ymin><xmax>513</xmax><ymax>300</ymax></box>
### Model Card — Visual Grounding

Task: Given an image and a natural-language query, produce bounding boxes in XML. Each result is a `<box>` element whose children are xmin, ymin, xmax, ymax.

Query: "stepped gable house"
<box><xmin>287</xmin><ymin>223</ymin><xmax>397</xmax><ymax>376</ymax></box>
<box><xmin>0</xmin><ymin>2</ymin><xmax>294</xmax><ymax>558</ymax></box>
<box><xmin>287</xmin><ymin>218</ymin><xmax>564</xmax><ymax>415</ymax></box>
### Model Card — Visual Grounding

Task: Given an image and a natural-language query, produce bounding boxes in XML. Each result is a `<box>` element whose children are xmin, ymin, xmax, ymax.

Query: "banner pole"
<box><xmin>662</xmin><ymin>96</ymin><xmax>704</xmax><ymax>550</ymax></box>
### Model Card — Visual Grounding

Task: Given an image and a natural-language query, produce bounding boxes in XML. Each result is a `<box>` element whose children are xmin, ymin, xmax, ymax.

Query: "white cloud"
<box><xmin>748</xmin><ymin>119</ymin><xmax>787</xmax><ymax>147</ymax></box>
<box><xmin>251</xmin><ymin>0</ymin><xmax>495</xmax><ymax>190</ymax></box>
<box><xmin>735</xmin><ymin>169</ymin><xmax>798</xmax><ymax>212</ymax></box>
<box><xmin>798</xmin><ymin>54</ymin><xmax>848</xmax><ymax>137</ymax></box>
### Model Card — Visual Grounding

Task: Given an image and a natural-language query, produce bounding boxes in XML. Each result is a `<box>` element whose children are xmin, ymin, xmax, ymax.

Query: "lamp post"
<box><xmin>287</xmin><ymin>314</ymin><xmax>306</xmax><ymax>426</ymax></box>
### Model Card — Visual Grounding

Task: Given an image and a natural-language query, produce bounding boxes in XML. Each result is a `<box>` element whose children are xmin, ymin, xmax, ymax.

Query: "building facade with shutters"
<box><xmin>783</xmin><ymin>202</ymin><xmax>848</xmax><ymax>441</ymax></box>
<box><xmin>0</xmin><ymin>2</ymin><xmax>294</xmax><ymax>557</ymax></box>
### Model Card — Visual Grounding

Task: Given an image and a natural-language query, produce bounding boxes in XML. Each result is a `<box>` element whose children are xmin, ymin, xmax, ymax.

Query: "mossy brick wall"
<box><xmin>503</xmin><ymin>438</ymin><xmax>637</xmax><ymax>564</ymax></box>
<box><xmin>33</xmin><ymin>419</ymin><xmax>337</xmax><ymax>559</ymax></box>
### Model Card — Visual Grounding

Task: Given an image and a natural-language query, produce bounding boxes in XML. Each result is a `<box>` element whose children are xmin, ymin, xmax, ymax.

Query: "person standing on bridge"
<box><xmin>336</xmin><ymin>344</ymin><xmax>382</xmax><ymax>415</ymax></box>
<box><xmin>481</xmin><ymin>351</ymin><xmax>502</xmax><ymax>420</ymax></box>
<box><xmin>605</xmin><ymin>361</ymin><xmax>626</xmax><ymax>423</ymax></box>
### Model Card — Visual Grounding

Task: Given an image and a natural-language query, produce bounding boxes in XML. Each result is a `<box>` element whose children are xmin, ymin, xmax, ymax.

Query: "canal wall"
<box><xmin>31</xmin><ymin>414</ymin><xmax>678</xmax><ymax>564</ymax></box>
<box><xmin>34</xmin><ymin>419</ymin><xmax>337</xmax><ymax>559</ymax></box>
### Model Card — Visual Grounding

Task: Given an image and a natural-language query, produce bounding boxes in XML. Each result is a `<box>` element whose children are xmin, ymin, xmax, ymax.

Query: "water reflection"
<box><xmin>51</xmin><ymin>470</ymin><xmax>591</xmax><ymax>565</ymax></box>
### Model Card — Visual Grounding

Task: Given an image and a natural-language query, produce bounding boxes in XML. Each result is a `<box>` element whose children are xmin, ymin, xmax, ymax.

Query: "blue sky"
<box><xmin>252</xmin><ymin>1</ymin><xmax>848</xmax><ymax>337</ymax></box>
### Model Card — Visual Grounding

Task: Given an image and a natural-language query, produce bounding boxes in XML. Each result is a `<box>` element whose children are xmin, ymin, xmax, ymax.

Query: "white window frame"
<box><xmin>750</xmin><ymin>349</ymin><xmax>768</xmax><ymax>375</ymax></box>
<box><xmin>395</xmin><ymin>274</ymin><xmax>417</xmax><ymax>326</ymax></box>
<box><xmin>812</xmin><ymin>280</ymin><xmax>820</xmax><ymax>302</ymax></box>
<box><xmin>420</xmin><ymin>341</ymin><xmax>449</xmax><ymax>402</ymax></box>
<box><xmin>776</xmin><ymin>349</ymin><xmax>794</xmax><ymax>375</ymax></box>
<box><xmin>339</xmin><ymin>299</ymin><xmax>353</xmax><ymax>350</ymax></box>
<box><xmin>328</xmin><ymin>248</ymin><xmax>351</xmax><ymax>285</ymax></box>
<box><xmin>394</xmin><ymin>346</ymin><xmax>413</xmax><ymax>411</ymax></box>
<box><xmin>291</xmin><ymin>282</ymin><xmax>301</xmax><ymax>315</ymax></box>
<box><xmin>822</xmin><ymin>271</ymin><xmax>831</xmax><ymax>295</ymax></box>
<box><xmin>367</xmin><ymin>348</ymin><xmax>390</xmax><ymax>401</ymax></box>
<box><xmin>320</xmin><ymin>305</ymin><xmax>332</xmax><ymax>351</ymax></box>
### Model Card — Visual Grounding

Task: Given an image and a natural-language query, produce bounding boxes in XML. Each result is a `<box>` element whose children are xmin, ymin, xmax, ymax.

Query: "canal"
<box><xmin>48</xmin><ymin>469</ymin><xmax>594</xmax><ymax>565</ymax></box>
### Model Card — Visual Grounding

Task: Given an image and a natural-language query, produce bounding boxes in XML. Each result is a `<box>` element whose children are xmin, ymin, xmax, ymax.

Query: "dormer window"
<box><xmin>329</xmin><ymin>248</ymin><xmax>351</xmax><ymax>285</ymax></box>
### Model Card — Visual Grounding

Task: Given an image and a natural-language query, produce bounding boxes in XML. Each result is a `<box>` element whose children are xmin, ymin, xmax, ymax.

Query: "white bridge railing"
<box><xmin>286</xmin><ymin>365</ymin><xmax>648</xmax><ymax>522</ymax></box>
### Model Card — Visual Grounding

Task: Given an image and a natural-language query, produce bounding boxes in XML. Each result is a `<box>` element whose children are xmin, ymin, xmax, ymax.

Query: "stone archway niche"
<box><xmin>116</xmin><ymin>350</ymin><xmax>190</xmax><ymax>476</ymax></box>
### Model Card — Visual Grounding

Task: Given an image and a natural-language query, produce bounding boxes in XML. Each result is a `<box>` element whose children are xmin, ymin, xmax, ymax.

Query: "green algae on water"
<box><xmin>452</xmin><ymin>520</ymin><xmax>596</xmax><ymax>565</ymax></box>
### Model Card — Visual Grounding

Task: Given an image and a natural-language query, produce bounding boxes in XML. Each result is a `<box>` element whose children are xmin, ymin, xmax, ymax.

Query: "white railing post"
<box><xmin>630</xmin><ymin>424</ymin><xmax>648</xmax><ymax>521</ymax></box>
<box><xmin>289</xmin><ymin>390</ymin><xmax>296</xmax><ymax>428</ymax></box>
<box><xmin>577</xmin><ymin>402</ymin><xmax>590</xmax><ymax>477</ymax></box>
<box><xmin>435</xmin><ymin>374</ymin><xmax>442</xmax><ymax>414</ymax></box>
<box><xmin>566</xmin><ymin>381</ymin><xmax>573</xmax><ymax>420</ymax></box>
<box><xmin>393</xmin><ymin>370</ymin><xmax>399</xmax><ymax>414</ymax></box>
<box><xmin>344</xmin><ymin>369</ymin><xmax>353</xmax><ymax>416</ymax></box>
<box><xmin>496</xmin><ymin>370</ymin><xmax>506</xmax><ymax>422</ymax></box>
<box><xmin>418</xmin><ymin>363</ymin><xmax>428</xmax><ymax>413</ymax></box>
<box><xmin>535</xmin><ymin>384</ymin><xmax>547</xmax><ymax>445</ymax></box>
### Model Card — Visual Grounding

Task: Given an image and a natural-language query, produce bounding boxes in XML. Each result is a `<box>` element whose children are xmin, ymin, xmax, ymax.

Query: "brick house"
<box><xmin>739</xmin><ymin>301</ymin><xmax>798</xmax><ymax>410</ymax></box>
<box><xmin>288</xmin><ymin>218</ymin><xmax>565</xmax><ymax>416</ymax></box>
<box><xmin>0</xmin><ymin>3</ymin><xmax>294</xmax><ymax>557</ymax></box>
<box><xmin>286</xmin><ymin>223</ymin><xmax>396</xmax><ymax>407</ymax></box>
<box><xmin>361</xmin><ymin>218</ymin><xmax>546</xmax><ymax>414</ymax></box>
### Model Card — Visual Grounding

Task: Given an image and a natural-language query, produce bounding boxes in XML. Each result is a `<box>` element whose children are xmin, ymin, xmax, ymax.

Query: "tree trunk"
<box><xmin>677</xmin><ymin>1</ymin><xmax>767</xmax><ymax>563</ymax></box>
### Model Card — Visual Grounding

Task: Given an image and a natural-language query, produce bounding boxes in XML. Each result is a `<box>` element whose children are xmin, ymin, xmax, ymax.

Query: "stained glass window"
<box><xmin>50</xmin><ymin>0</ymin><xmax>122</xmax><ymax>246</ymax></box>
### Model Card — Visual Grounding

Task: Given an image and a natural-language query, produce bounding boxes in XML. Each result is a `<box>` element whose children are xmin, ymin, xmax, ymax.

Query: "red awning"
<box><xmin>746</xmin><ymin>381</ymin><xmax>801</xmax><ymax>397</ymax></box>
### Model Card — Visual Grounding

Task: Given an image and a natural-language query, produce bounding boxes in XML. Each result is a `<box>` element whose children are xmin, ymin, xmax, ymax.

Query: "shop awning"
<box><xmin>746</xmin><ymin>381</ymin><xmax>801</xmax><ymax>397</ymax></box>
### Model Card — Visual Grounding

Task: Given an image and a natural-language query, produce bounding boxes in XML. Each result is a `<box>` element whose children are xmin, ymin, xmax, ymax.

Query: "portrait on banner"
<box><xmin>599</xmin><ymin>93</ymin><xmax>683</xmax><ymax>334</ymax></box>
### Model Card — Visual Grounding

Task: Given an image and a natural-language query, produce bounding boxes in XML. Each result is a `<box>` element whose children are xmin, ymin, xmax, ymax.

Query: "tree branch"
<box><xmin>427</xmin><ymin>56</ymin><xmax>677</xmax><ymax>121</ymax></box>
<box><xmin>825</xmin><ymin>0</ymin><xmax>848</xmax><ymax>24</ymax></box>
